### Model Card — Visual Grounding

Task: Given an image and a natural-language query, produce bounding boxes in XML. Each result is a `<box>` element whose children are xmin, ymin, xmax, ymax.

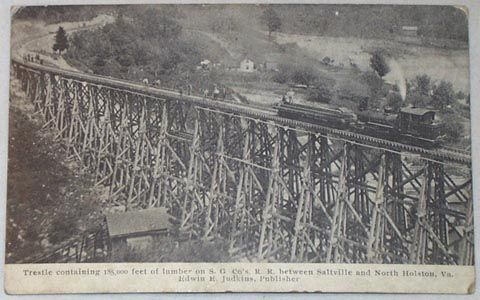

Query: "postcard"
<box><xmin>5</xmin><ymin>3</ymin><xmax>475</xmax><ymax>294</ymax></box>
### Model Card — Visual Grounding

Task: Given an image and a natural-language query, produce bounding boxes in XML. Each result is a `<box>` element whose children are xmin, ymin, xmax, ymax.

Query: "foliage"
<box><xmin>369</xmin><ymin>50</ymin><xmax>390</xmax><ymax>77</ymax></box>
<box><xmin>456</xmin><ymin>90</ymin><xmax>466</xmax><ymax>100</ymax></box>
<box><xmin>260</xmin><ymin>6</ymin><xmax>282</xmax><ymax>37</ymax></box>
<box><xmin>271</xmin><ymin>69</ymin><xmax>289</xmax><ymax>84</ymax></box>
<box><xmin>53</xmin><ymin>26</ymin><xmax>69</xmax><ymax>54</ymax></box>
<box><xmin>290</xmin><ymin>66</ymin><xmax>317</xmax><ymax>85</ymax></box>
<box><xmin>322</xmin><ymin>56</ymin><xmax>334</xmax><ymax>65</ymax></box>
<box><xmin>66</xmin><ymin>13</ymin><xmax>200</xmax><ymax>82</ymax></box>
<box><xmin>360</xmin><ymin>71</ymin><xmax>384</xmax><ymax>108</ymax></box>
<box><xmin>7</xmin><ymin>101</ymin><xmax>102</xmax><ymax>263</ymax></box>
<box><xmin>443</xmin><ymin>114</ymin><xmax>465</xmax><ymax>143</ymax></box>
<box><xmin>386</xmin><ymin>92</ymin><xmax>403</xmax><ymax>112</ymax></box>
<box><xmin>306</xmin><ymin>84</ymin><xmax>332</xmax><ymax>104</ymax></box>
<box><xmin>272</xmin><ymin>63</ymin><xmax>318</xmax><ymax>86</ymax></box>
<box><xmin>406</xmin><ymin>91</ymin><xmax>431</xmax><ymax>108</ymax></box>
<box><xmin>413</xmin><ymin>74</ymin><xmax>432</xmax><ymax>96</ymax></box>
<box><xmin>432</xmin><ymin>80</ymin><xmax>455</xmax><ymax>109</ymax></box>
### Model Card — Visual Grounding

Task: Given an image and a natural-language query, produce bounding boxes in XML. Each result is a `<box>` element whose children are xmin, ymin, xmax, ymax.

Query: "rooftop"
<box><xmin>402</xmin><ymin>26</ymin><xmax>419</xmax><ymax>31</ymax></box>
<box><xmin>400</xmin><ymin>107</ymin><xmax>435</xmax><ymax>116</ymax></box>
<box><xmin>105</xmin><ymin>207</ymin><xmax>173</xmax><ymax>238</ymax></box>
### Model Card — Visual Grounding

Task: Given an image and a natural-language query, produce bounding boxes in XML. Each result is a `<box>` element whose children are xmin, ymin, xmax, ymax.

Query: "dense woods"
<box><xmin>66</xmin><ymin>9</ymin><xmax>201</xmax><ymax>81</ymax></box>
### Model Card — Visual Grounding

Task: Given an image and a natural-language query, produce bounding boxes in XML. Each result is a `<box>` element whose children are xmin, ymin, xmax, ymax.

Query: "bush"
<box><xmin>273</xmin><ymin>63</ymin><xmax>318</xmax><ymax>86</ymax></box>
<box><xmin>291</xmin><ymin>66</ymin><xmax>317</xmax><ymax>85</ymax></box>
<box><xmin>306</xmin><ymin>85</ymin><xmax>332</xmax><ymax>104</ymax></box>
<box><xmin>360</xmin><ymin>71</ymin><xmax>384</xmax><ymax>108</ymax></box>
<box><xmin>406</xmin><ymin>91</ymin><xmax>431</xmax><ymax>108</ymax></box>
<box><xmin>443</xmin><ymin>115</ymin><xmax>464</xmax><ymax>143</ymax></box>
<box><xmin>271</xmin><ymin>71</ymin><xmax>288</xmax><ymax>84</ymax></box>
<box><xmin>432</xmin><ymin>81</ymin><xmax>455</xmax><ymax>110</ymax></box>
<box><xmin>322</xmin><ymin>56</ymin><xmax>333</xmax><ymax>65</ymax></box>
<box><xmin>456</xmin><ymin>91</ymin><xmax>466</xmax><ymax>100</ymax></box>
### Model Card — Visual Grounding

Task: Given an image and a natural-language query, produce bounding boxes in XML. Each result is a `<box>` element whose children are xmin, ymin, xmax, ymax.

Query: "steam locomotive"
<box><xmin>274</xmin><ymin>100</ymin><xmax>445</xmax><ymax>148</ymax></box>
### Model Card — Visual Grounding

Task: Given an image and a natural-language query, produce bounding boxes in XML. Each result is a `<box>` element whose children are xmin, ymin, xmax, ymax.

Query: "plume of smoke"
<box><xmin>384</xmin><ymin>59</ymin><xmax>407</xmax><ymax>101</ymax></box>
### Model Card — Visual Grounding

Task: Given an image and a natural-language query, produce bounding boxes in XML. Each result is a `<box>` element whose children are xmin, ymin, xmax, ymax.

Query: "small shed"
<box><xmin>105</xmin><ymin>207</ymin><xmax>173</xmax><ymax>253</ymax></box>
<box><xmin>239</xmin><ymin>58</ymin><xmax>255</xmax><ymax>72</ymax></box>
<box><xmin>401</xmin><ymin>26</ymin><xmax>419</xmax><ymax>36</ymax></box>
<box><xmin>263</xmin><ymin>53</ymin><xmax>283</xmax><ymax>71</ymax></box>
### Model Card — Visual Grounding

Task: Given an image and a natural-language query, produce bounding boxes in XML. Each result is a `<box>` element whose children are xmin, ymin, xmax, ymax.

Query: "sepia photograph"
<box><xmin>4</xmin><ymin>2</ymin><xmax>475</xmax><ymax>294</ymax></box>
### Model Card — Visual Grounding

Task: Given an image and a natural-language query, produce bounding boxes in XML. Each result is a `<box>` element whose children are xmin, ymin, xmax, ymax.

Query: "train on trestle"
<box><xmin>274</xmin><ymin>98</ymin><xmax>445</xmax><ymax>148</ymax></box>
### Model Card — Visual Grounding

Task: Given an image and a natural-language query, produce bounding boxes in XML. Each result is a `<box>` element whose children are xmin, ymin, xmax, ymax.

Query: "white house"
<box><xmin>401</xmin><ymin>26</ymin><xmax>419</xmax><ymax>36</ymax></box>
<box><xmin>396</xmin><ymin>26</ymin><xmax>421</xmax><ymax>44</ymax></box>
<box><xmin>239</xmin><ymin>58</ymin><xmax>255</xmax><ymax>72</ymax></box>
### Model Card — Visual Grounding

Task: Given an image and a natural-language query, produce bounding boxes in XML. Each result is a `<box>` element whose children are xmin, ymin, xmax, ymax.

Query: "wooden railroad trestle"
<box><xmin>12</xmin><ymin>61</ymin><xmax>474</xmax><ymax>265</ymax></box>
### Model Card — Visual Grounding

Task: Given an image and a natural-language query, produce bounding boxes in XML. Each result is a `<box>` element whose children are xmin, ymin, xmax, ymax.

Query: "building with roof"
<box><xmin>401</xmin><ymin>26</ymin><xmax>419</xmax><ymax>36</ymax></box>
<box><xmin>395</xmin><ymin>26</ymin><xmax>421</xmax><ymax>44</ymax></box>
<box><xmin>105</xmin><ymin>207</ymin><xmax>173</xmax><ymax>253</ymax></box>
<box><xmin>262</xmin><ymin>53</ymin><xmax>283</xmax><ymax>72</ymax></box>
<box><xmin>239</xmin><ymin>58</ymin><xmax>255</xmax><ymax>72</ymax></box>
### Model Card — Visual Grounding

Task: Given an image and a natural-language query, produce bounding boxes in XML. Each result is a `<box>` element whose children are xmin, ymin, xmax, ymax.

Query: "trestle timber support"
<box><xmin>12</xmin><ymin>61</ymin><xmax>474</xmax><ymax>265</ymax></box>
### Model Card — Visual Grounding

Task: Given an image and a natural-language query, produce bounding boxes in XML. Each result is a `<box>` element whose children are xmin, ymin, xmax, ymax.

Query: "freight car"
<box><xmin>274</xmin><ymin>102</ymin><xmax>358</xmax><ymax>130</ymax></box>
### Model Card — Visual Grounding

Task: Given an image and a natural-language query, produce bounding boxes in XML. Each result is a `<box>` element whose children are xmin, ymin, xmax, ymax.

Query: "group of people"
<box><xmin>23</xmin><ymin>53</ymin><xmax>43</xmax><ymax>65</ymax></box>
<box><xmin>203</xmin><ymin>85</ymin><xmax>227</xmax><ymax>100</ymax></box>
<box><xmin>281</xmin><ymin>89</ymin><xmax>295</xmax><ymax>104</ymax></box>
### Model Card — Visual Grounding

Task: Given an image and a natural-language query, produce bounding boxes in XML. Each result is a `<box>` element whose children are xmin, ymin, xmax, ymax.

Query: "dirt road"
<box><xmin>12</xmin><ymin>14</ymin><xmax>114</xmax><ymax>71</ymax></box>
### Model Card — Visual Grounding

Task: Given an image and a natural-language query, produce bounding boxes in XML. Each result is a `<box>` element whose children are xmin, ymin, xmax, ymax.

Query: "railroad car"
<box><xmin>274</xmin><ymin>102</ymin><xmax>357</xmax><ymax>130</ymax></box>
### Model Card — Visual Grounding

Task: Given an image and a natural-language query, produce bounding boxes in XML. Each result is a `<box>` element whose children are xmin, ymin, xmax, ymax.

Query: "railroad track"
<box><xmin>13</xmin><ymin>59</ymin><xmax>471</xmax><ymax>165</ymax></box>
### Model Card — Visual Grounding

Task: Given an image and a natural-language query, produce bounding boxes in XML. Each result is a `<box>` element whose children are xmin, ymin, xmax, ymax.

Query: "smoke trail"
<box><xmin>384</xmin><ymin>59</ymin><xmax>407</xmax><ymax>101</ymax></box>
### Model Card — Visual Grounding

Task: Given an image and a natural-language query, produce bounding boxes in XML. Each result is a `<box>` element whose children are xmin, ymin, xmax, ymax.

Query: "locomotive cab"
<box><xmin>398</xmin><ymin>107</ymin><xmax>444</xmax><ymax>140</ymax></box>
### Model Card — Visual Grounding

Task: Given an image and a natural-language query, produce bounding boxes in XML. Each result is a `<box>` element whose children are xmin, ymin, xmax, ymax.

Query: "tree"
<box><xmin>406</xmin><ymin>91</ymin><xmax>431</xmax><ymax>108</ymax></box>
<box><xmin>361</xmin><ymin>71</ymin><xmax>384</xmax><ymax>108</ymax></box>
<box><xmin>370</xmin><ymin>50</ymin><xmax>390</xmax><ymax>77</ymax></box>
<box><xmin>291</xmin><ymin>65</ymin><xmax>317</xmax><ymax>85</ymax></box>
<box><xmin>413</xmin><ymin>74</ymin><xmax>432</xmax><ymax>96</ymax></box>
<box><xmin>306</xmin><ymin>84</ymin><xmax>332</xmax><ymax>104</ymax></box>
<box><xmin>432</xmin><ymin>81</ymin><xmax>455</xmax><ymax>110</ymax></box>
<box><xmin>53</xmin><ymin>26</ymin><xmax>69</xmax><ymax>54</ymax></box>
<box><xmin>386</xmin><ymin>92</ymin><xmax>403</xmax><ymax>112</ymax></box>
<box><xmin>261</xmin><ymin>6</ymin><xmax>281</xmax><ymax>37</ymax></box>
<box><xmin>456</xmin><ymin>90</ymin><xmax>466</xmax><ymax>100</ymax></box>
<box><xmin>443</xmin><ymin>114</ymin><xmax>464</xmax><ymax>143</ymax></box>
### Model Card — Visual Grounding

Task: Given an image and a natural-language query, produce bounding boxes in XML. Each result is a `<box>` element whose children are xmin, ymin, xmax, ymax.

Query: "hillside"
<box><xmin>16</xmin><ymin>4</ymin><xmax>468</xmax><ymax>42</ymax></box>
